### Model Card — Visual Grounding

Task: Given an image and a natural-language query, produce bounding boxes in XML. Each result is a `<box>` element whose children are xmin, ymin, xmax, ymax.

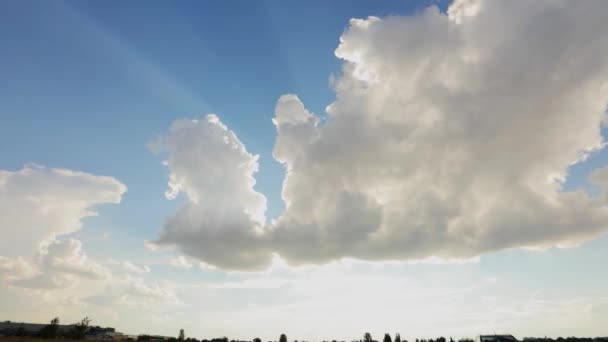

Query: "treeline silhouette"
<box><xmin>2</xmin><ymin>317</ymin><xmax>101</xmax><ymax>340</ymax></box>
<box><xmin>523</xmin><ymin>339</ymin><xmax>608</xmax><ymax>342</ymax></box>
<box><xmin>3</xmin><ymin>318</ymin><xmax>608</xmax><ymax>342</ymax></box>
<box><xmin>136</xmin><ymin>332</ymin><xmax>608</xmax><ymax>342</ymax></box>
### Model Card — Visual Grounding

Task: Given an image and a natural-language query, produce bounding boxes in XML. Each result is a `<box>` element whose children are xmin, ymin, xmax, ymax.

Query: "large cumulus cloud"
<box><xmin>154</xmin><ymin>0</ymin><xmax>608</xmax><ymax>270</ymax></box>
<box><xmin>152</xmin><ymin>115</ymin><xmax>272</xmax><ymax>270</ymax></box>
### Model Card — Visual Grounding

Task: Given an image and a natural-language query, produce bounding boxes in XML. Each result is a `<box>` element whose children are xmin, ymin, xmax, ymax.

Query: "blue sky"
<box><xmin>1</xmin><ymin>0</ymin><xmax>608</xmax><ymax>339</ymax></box>
<box><xmin>0</xmin><ymin>0</ymin><xmax>457</xmax><ymax>262</ymax></box>
<box><xmin>1</xmin><ymin>0</ymin><xmax>445</xmax><ymax>209</ymax></box>
<box><xmin>0</xmin><ymin>0</ymin><xmax>449</xmax><ymax>229</ymax></box>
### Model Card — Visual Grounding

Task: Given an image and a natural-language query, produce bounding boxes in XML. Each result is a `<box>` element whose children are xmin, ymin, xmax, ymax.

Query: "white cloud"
<box><xmin>153</xmin><ymin>0</ymin><xmax>608</xmax><ymax>270</ymax></box>
<box><xmin>84</xmin><ymin>275</ymin><xmax>179</xmax><ymax>308</ymax></box>
<box><xmin>2</xmin><ymin>242</ymin><xmax>179</xmax><ymax>330</ymax></box>
<box><xmin>121</xmin><ymin>261</ymin><xmax>151</xmax><ymax>274</ymax></box>
<box><xmin>143</xmin><ymin>239</ymin><xmax>160</xmax><ymax>251</ymax></box>
<box><xmin>0</xmin><ymin>164</ymin><xmax>127</xmax><ymax>291</ymax></box>
<box><xmin>168</xmin><ymin>256</ymin><xmax>194</xmax><ymax>269</ymax></box>
<box><xmin>0</xmin><ymin>165</ymin><xmax>128</xmax><ymax>292</ymax></box>
<box><xmin>11</xmin><ymin>238</ymin><xmax>109</xmax><ymax>289</ymax></box>
<box><xmin>271</xmin><ymin>0</ymin><xmax>608</xmax><ymax>265</ymax></box>
<box><xmin>123</xmin><ymin>276</ymin><xmax>178</xmax><ymax>304</ymax></box>
<box><xmin>151</xmin><ymin>115</ymin><xmax>272</xmax><ymax>270</ymax></box>
<box><xmin>0</xmin><ymin>164</ymin><xmax>126</xmax><ymax>256</ymax></box>
<box><xmin>0</xmin><ymin>256</ymin><xmax>36</xmax><ymax>281</ymax></box>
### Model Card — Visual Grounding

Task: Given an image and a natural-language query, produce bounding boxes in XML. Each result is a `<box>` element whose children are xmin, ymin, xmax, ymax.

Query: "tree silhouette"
<box><xmin>254</xmin><ymin>338</ymin><xmax>262</xmax><ymax>342</ymax></box>
<box><xmin>39</xmin><ymin>317</ymin><xmax>60</xmax><ymax>339</ymax></box>
<box><xmin>16</xmin><ymin>324</ymin><xmax>28</xmax><ymax>337</ymax></box>
<box><xmin>364</xmin><ymin>333</ymin><xmax>373</xmax><ymax>342</ymax></box>
<box><xmin>395</xmin><ymin>334</ymin><xmax>401</xmax><ymax>342</ymax></box>
<box><xmin>179</xmin><ymin>329</ymin><xmax>185</xmax><ymax>340</ymax></box>
<box><xmin>68</xmin><ymin>317</ymin><xmax>91</xmax><ymax>340</ymax></box>
<box><xmin>384</xmin><ymin>334</ymin><xmax>392</xmax><ymax>342</ymax></box>
<box><xmin>280</xmin><ymin>334</ymin><xmax>288</xmax><ymax>342</ymax></box>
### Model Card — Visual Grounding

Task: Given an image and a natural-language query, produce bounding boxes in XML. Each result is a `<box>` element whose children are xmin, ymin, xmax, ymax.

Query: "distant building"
<box><xmin>480</xmin><ymin>335</ymin><xmax>519</xmax><ymax>342</ymax></box>
<box><xmin>86</xmin><ymin>326</ymin><xmax>124</xmax><ymax>340</ymax></box>
<box><xmin>137</xmin><ymin>334</ymin><xmax>173</xmax><ymax>341</ymax></box>
<box><xmin>1</xmin><ymin>321</ymin><xmax>47</xmax><ymax>335</ymax></box>
<box><xmin>0</xmin><ymin>321</ymin><xmax>73</xmax><ymax>336</ymax></box>
<box><xmin>0</xmin><ymin>320</ymin><xmax>123</xmax><ymax>339</ymax></box>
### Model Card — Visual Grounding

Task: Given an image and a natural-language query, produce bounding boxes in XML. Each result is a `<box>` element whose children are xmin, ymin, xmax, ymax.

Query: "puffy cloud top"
<box><xmin>152</xmin><ymin>115</ymin><xmax>271</xmax><ymax>270</ymax></box>
<box><xmin>154</xmin><ymin>0</ymin><xmax>608</xmax><ymax>270</ymax></box>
